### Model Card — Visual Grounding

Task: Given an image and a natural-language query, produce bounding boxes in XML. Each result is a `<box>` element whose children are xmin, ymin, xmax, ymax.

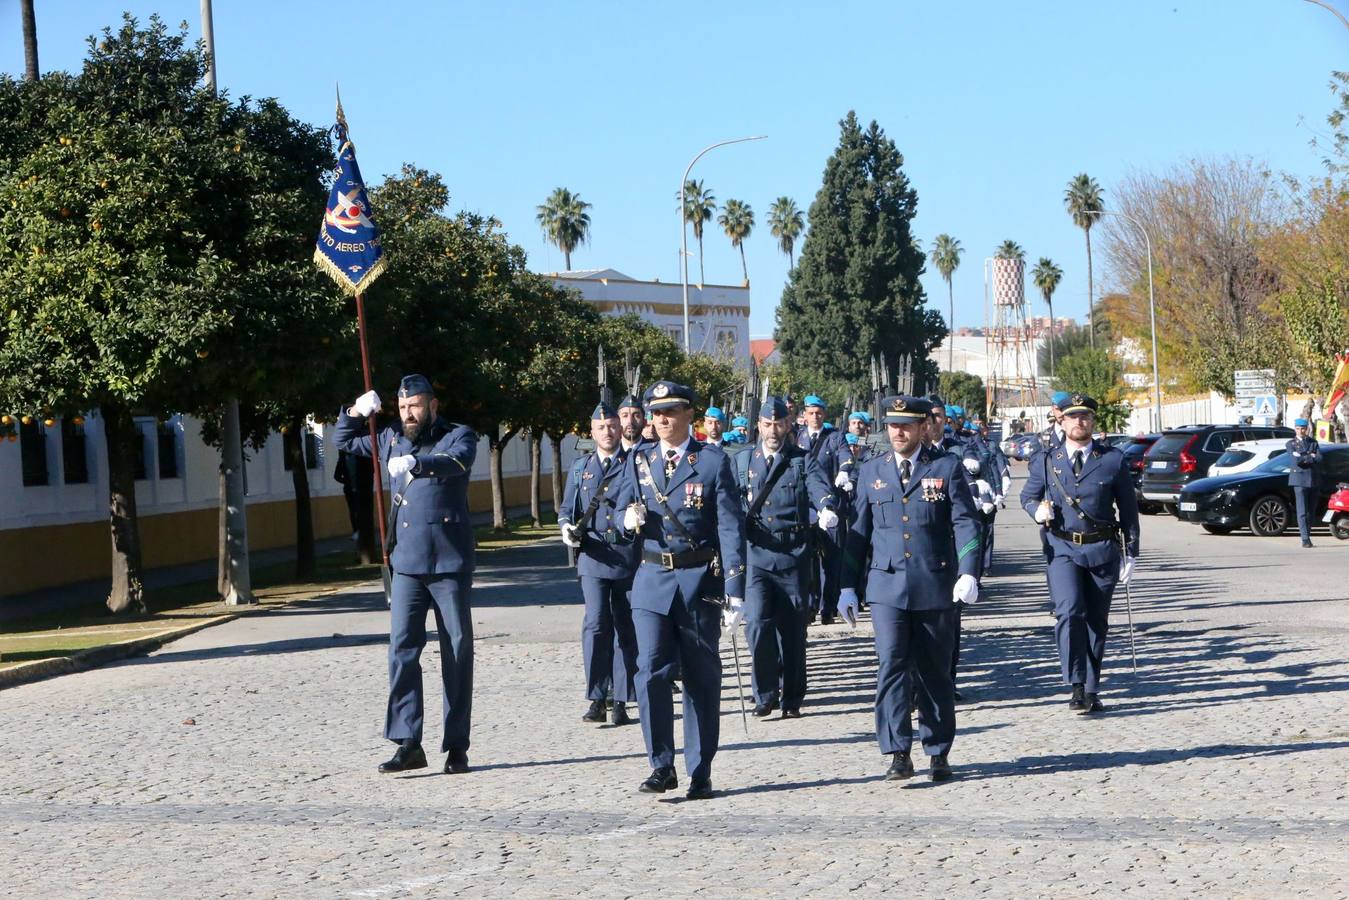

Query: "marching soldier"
<box><xmin>332</xmin><ymin>375</ymin><xmax>478</xmax><ymax>775</ymax></box>
<box><xmin>840</xmin><ymin>395</ymin><xmax>982</xmax><ymax>783</ymax></box>
<box><xmin>702</xmin><ymin>406</ymin><xmax>728</xmax><ymax>446</ymax></box>
<box><xmin>559</xmin><ymin>401</ymin><xmax>640</xmax><ymax>727</ymax></box>
<box><xmin>616</xmin><ymin>380</ymin><xmax>746</xmax><ymax>800</ymax></box>
<box><xmin>797</xmin><ymin>395</ymin><xmax>853</xmax><ymax>623</ymax></box>
<box><xmin>1019</xmin><ymin>393</ymin><xmax>1140</xmax><ymax>714</ymax></box>
<box><xmin>735</xmin><ymin>397</ymin><xmax>839</xmax><ymax>718</ymax></box>
<box><xmin>848</xmin><ymin>410</ymin><xmax>873</xmax><ymax>441</ymax></box>
<box><xmin>1287</xmin><ymin>417</ymin><xmax>1321</xmax><ymax>548</ymax></box>
<box><xmin>618</xmin><ymin>394</ymin><xmax>652</xmax><ymax>453</ymax></box>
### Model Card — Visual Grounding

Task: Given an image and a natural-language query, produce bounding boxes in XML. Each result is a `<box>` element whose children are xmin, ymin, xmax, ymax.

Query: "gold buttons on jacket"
<box><xmin>904</xmin><ymin>551</ymin><xmax>912</xmax><ymax>559</ymax></box>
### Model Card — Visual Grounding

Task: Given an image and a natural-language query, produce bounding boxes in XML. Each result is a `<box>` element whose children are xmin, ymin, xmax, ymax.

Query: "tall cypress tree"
<box><xmin>775</xmin><ymin>112</ymin><xmax>944</xmax><ymax>395</ymax></box>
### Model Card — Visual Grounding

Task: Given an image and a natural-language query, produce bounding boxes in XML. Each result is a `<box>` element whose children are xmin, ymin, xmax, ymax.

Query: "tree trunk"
<box><xmin>739</xmin><ymin>243</ymin><xmax>748</xmax><ymax>283</ymax></box>
<box><xmin>528</xmin><ymin>430</ymin><xmax>542</xmax><ymax>528</ymax></box>
<box><xmin>488</xmin><ymin>425</ymin><xmax>518</xmax><ymax>531</ymax></box>
<box><xmin>1047</xmin><ymin>296</ymin><xmax>1056</xmax><ymax>378</ymax></box>
<box><xmin>1085</xmin><ymin>229</ymin><xmax>1095</xmax><ymax>349</ymax></box>
<box><xmin>947</xmin><ymin>279</ymin><xmax>955</xmax><ymax>372</ymax></box>
<box><xmin>788</xmin><ymin>245</ymin><xmax>794</xmax><ymax>268</ymax></box>
<box><xmin>284</xmin><ymin>415</ymin><xmax>316</xmax><ymax>578</ymax></box>
<box><xmin>697</xmin><ymin>233</ymin><xmax>705</xmax><ymax>285</ymax></box>
<box><xmin>564</xmin><ymin>248</ymin><xmax>571</xmax><ymax>271</ymax></box>
<box><xmin>20</xmin><ymin>0</ymin><xmax>38</xmax><ymax>82</ymax></box>
<box><xmin>547</xmin><ymin>430</ymin><xmax>564</xmax><ymax>518</ymax></box>
<box><xmin>103</xmin><ymin>402</ymin><xmax>146</xmax><ymax>615</ymax></box>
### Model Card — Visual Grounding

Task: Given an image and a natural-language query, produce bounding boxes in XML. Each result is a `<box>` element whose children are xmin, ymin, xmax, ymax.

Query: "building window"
<box><xmin>20</xmin><ymin>419</ymin><xmax>49</xmax><ymax>487</ymax></box>
<box><xmin>62</xmin><ymin>417</ymin><xmax>89</xmax><ymax>484</ymax></box>
<box><xmin>714</xmin><ymin>327</ymin><xmax>737</xmax><ymax>356</ymax></box>
<box><xmin>158</xmin><ymin>419</ymin><xmax>181</xmax><ymax>479</ymax></box>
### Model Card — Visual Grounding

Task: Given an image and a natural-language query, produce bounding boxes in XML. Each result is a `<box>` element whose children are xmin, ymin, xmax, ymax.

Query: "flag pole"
<box><xmin>355</xmin><ymin>291</ymin><xmax>390</xmax><ymax>569</ymax></box>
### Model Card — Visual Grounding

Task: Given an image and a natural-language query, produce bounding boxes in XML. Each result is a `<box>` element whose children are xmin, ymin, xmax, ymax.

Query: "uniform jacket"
<box><xmin>842</xmin><ymin>446</ymin><xmax>981</xmax><ymax>611</ymax></box>
<box><xmin>735</xmin><ymin>444</ymin><xmax>836</xmax><ymax>573</ymax></box>
<box><xmin>1286</xmin><ymin>436</ymin><xmax>1321</xmax><ymax>488</ymax></box>
<box><xmin>331</xmin><ymin>410</ymin><xmax>478</xmax><ymax>575</ymax></box>
<box><xmin>616</xmin><ymin>440</ymin><xmax>747</xmax><ymax>613</ymax></box>
<box><xmin>1019</xmin><ymin>438</ymin><xmax>1141</xmax><ymax>567</ymax></box>
<box><xmin>559</xmin><ymin>450</ymin><xmax>640</xmax><ymax>579</ymax></box>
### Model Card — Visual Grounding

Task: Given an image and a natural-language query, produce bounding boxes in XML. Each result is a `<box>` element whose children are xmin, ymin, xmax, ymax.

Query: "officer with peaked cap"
<box><xmin>333</xmin><ymin>374</ymin><xmax>479</xmax><ymax>775</ymax></box>
<box><xmin>733</xmin><ymin>397</ymin><xmax>839</xmax><ymax>718</ymax></box>
<box><xmin>1020</xmin><ymin>393</ymin><xmax>1140</xmax><ymax>714</ymax></box>
<box><xmin>1287</xmin><ymin>418</ymin><xmax>1321</xmax><ymax>547</ymax></box>
<box><xmin>617</xmin><ymin>395</ymin><xmax>652</xmax><ymax>453</ymax></box>
<box><xmin>560</xmin><ymin>400</ymin><xmax>641</xmax><ymax>727</ymax></box>
<box><xmin>840</xmin><ymin>395</ymin><xmax>982</xmax><ymax>782</ymax></box>
<box><xmin>615</xmin><ymin>380</ymin><xmax>747</xmax><ymax>800</ymax></box>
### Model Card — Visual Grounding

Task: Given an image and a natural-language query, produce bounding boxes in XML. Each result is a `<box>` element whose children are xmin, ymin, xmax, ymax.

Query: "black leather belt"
<box><xmin>642</xmin><ymin>546</ymin><xmax>717</xmax><ymax>569</ymax></box>
<box><xmin>1051</xmin><ymin>527</ymin><xmax>1118</xmax><ymax>545</ymax></box>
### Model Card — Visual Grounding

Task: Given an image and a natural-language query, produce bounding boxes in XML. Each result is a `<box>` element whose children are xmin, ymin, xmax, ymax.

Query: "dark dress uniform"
<box><xmin>616</xmin><ymin>382</ymin><xmax>747</xmax><ymax>793</ymax></box>
<box><xmin>1286</xmin><ymin>428</ymin><xmax>1321</xmax><ymax>546</ymax></box>
<box><xmin>797</xmin><ymin>421</ymin><xmax>851</xmax><ymax>621</ymax></box>
<box><xmin>331</xmin><ymin>376</ymin><xmax>478</xmax><ymax>760</ymax></box>
<box><xmin>559</xmin><ymin>446</ymin><xmax>640</xmax><ymax>710</ymax></box>
<box><xmin>1019</xmin><ymin>395</ymin><xmax>1140</xmax><ymax>707</ymax></box>
<box><xmin>843</xmin><ymin>397</ymin><xmax>982</xmax><ymax>767</ymax></box>
<box><xmin>736</xmin><ymin>418</ymin><xmax>837</xmax><ymax>715</ymax></box>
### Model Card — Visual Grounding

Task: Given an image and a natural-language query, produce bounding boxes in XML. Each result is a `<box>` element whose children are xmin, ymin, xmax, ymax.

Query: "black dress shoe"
<box><xmin>953</xmin><ymin>690</ymin><xmax>967</xmax><ymax>704</ymax></box>
<box><xmin>781</xmin><ymin>708</ymin><xmax>802</xmax><ymax>719</ymax></box>
<box><xmin>685</xmin><ymin>777</ymin><xmax>714</xmax><ymax>800</ymax></box>
<box><xmin>639</xmin><ymin>766</ymin><xmax>677</xmax><ymax>793</ymax></box>
<box><xmin>581</xmin><ymin>699</ymin><xmax>607</xmax><ymax>722</ymax></box>
<box><xmin>820</xmin><ymin>614</ymin><xmax>836</xmax><ymax>626</ymax></box>
<box><xmin>930</xmin><ymin>754</ymin><xmax>953</xmax><ymax>782</ymax></box>
<box><xmin>1302</xmin><ymin>540</ymin><xmax>1314</xmax><ymax>548</ymax></box>
<box><xmin>1069</xmin><ymin>683</ymin><xmax>1086</xmax><ymax>711</ymax></box>
<box><xmin>752</xmin><ymin>698</ymin><xmax>778</xmax><ymax>718</ymax></box>
<box><xmin>378</xmin><ymin>741</ymin><xmax>427</xmax><ymax>773</ymax></box>
<box><xmin>610</xmin><ymin>702</ymin><xmax>633</xmax><ymax>726</ymax></box>
<box><xmin>1080</xmin><ymin>693</ymin><xmax>1104</xmax><ymax>715</ymax></box>
<box><xmin>443</xmin><ymin>747</ymin><xmax>469</xmax><ymax>774</ymax></box>
<box><xmin>885</xmin><ymin>751</ymin><xmax>915</xmax><ymax>780</ymax></box>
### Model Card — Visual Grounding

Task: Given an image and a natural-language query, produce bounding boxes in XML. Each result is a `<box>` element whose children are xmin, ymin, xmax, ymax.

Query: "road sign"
<box><xmin>1253</xmin><ymin>395</ymin><xmax>1278</xmax><ymax>418</ymax></box>
<box><xmin>1234</xmin><ymin>368</ymin><xmax>1276</xmax><ymax>400</ymax></box>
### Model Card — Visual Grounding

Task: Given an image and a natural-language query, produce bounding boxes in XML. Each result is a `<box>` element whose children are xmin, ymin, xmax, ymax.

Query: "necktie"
<box><xmin>1072</xmin><ymin>450</ymin><xmax>1083</xmax><ymax>477</ymax></box>
<box><xmin>765</xmin><ymin>454</ymin><xmax>774</xmax><ymax>471</ymax></box>
<box><xmin>601</xmin><ymin>456</ymin><xmax>611</xmax><ymax>474</ymax></box>
<box><xmin>900</xmin><ymin>459</ymin><xmax>912</xmax><ymax>489</ymax></box>
<box><xmin>664</xmin><ymin>449</ymin><xmax>678</xmax><ymax>479</ymax></box>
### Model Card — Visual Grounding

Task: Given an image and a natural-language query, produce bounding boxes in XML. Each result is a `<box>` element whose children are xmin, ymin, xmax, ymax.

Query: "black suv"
<box><xmin>1139</xmin><ymin>424</ymin><xmax>1294</xmax><ymax>512</ymax></box>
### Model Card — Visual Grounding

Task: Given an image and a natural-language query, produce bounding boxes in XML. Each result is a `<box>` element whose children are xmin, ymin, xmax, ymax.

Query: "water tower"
<box><xmin>983</xmin><ymin>257</ymin><xmax>1039</xmax><ymax>415</ymax></box>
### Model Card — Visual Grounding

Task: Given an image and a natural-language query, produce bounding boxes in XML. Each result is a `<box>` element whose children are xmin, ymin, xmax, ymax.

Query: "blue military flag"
<box><xmin>314</xmin><ymin>101</ymin><xmax>386</xmax><ymax>295</ymax></box>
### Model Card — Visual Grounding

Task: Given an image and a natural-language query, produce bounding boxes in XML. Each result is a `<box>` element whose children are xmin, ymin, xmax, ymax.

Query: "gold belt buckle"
<box><xmin>1072</xmin><ymin>532</ymin><xmax>1085</xmax><ymax>545</ymax></box>
<box><xmin>661</xmin><ymin>551</ymin><xmax>674</xmax><ymax>568</ymax></box>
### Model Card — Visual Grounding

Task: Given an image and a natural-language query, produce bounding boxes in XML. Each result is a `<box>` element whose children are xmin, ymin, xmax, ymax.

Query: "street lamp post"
<box><xmin>1086</xmin><ymin>209</ymin><xmax>1162</xmax><ymax>432</ymax></box>
<box><xmin>679</xmin><ymin>135</ymin><xmax>766</xmax><ymax>354</ymax></box>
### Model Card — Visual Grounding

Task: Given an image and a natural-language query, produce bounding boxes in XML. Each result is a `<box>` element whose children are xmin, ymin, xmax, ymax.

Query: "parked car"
<box><xmin>1120</xmin><ymin>433</ymin><xmax>1161</xmax><ymax>512</ymax></box>
<box><xmin>1140</xmin><ymin>424</ymin><xmax>1294</xmax><ymax>512</ymax></box>
<box><xmin>1099</xmin><ymin>433</ymin><xmax>1134</xmax><ymax>448</ymax></box>
<box><xmin>1008</xmin><ymin>433</ymin><xmax>1043</xmax><ymax>460</ymax></box>
<box><xmin>1207</xmin><ymin>439</ymin><xmax>1289</xmax><ymax>478</ymax></box>
<box><xmin>1176</xmin><ymin>444</ymin><xmax>1349</xmax><ymax>535</ymax></box>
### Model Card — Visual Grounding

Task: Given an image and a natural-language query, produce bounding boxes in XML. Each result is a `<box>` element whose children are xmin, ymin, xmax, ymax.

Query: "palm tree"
<box><xmin>1031</xmin><ymin>257</ymin><xmax>1064</xmax><ymax>377</ymax></box>
<box><xmin>994</xmin><ymin>240</ymin><xmax>1026</xmax><ymax>261</ymax></box>
<box><xmin>717</xmin><ymin>199</ymin><xmax>754</xmax><ymax>283</ymax></box>
<box><xmin>20</xmin><ymin>0</ymin><xmax>38</xmax><ymax>81</ymax></box>
<box><xmin>679</xmin><ymin>179</ymin><xmax>716</xmax><ymax>285</ymax></box>
<box><xmin>767</xmin><ymin>196</ymin><xmax>805</xmax><ymax>267</ymax></box>
<box><xmin>535</xmin><ymin>187</ymin><xmax>592</xmax><ymax>271</ymax></box>
<box><xmin>1064</xmin><ymin>173</ymin><xmax>1104</xmax><ymax>347</ymax></box>
<box><xmin>929</xmin><ymin>235</ymin><xmax>963</xmax><ymax>372</ymax></box>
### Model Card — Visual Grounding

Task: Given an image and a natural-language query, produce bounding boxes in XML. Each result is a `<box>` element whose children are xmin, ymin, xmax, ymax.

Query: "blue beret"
<box><xmin>823</xmin><ymin>422</ymin><xmax>835</xmax><ymax>430</ymax></box>
<box><xmin>951</xmin><ymin>405</ymin><xmax>965</xmax><ymax>417</ymax></box>
<box><xmin>644</xmin><ymin>380</ymin><xmax>695</xmax><ymax>410</ymax></box>
<box><xmin>591</xmin><ymin>401</ymin><xmax>618</xmax><ymax>420</ymax></box>
<box><xmin>704</xmin><ymin>406</ymin><xmax>726</xmax><ymax>422</ymax></box>
<box><xmin>803</xmin><ymin>394</ymin><xmax>826</xmax><ymax>409</ymax></box>
<box><xmin>760</xmin><ymin>397</ymin><xmax>789</xmax><ymax>420</ymax></box>
<box><xmin>731</xmin><ymin>415</ymin><xmax>749</xmax><ymax>427</ymax></box>
<box><xmin>1051</xmin><ymin>391</ymin><xmax>1072</xmax><ymax>407</ymax></box>
<box><xmin>617</xmin><ymin>395</ymin><xmax>642</xmax><ymax>412</ymax></box>
<box><xmin>398</xmin><ymin>374</ymin><xmax>434</xmax><ymax>398</ymax></box>
<box><xmin>845</xmin><ymin>433</ymin><xmax>860</xmax><ymax>445</ymax></box>
<box><xmin>1294</xmin><ymin>417</ymin><xmax>1309</xmax><ymax>427</ymax></box>
<box><xmin>944</xmin><ymin>404</ymin><xmax>957</xmax><ymax>417</ymax></box>
<box><xmin>849</xmin><ymin>411</ymin><xmax>873</xmax><ymax>424</ymax></box>
<box><xmin>881</xmin><ymin>395</ymin><xmax>932</xmax><ymax>423</ymax></box>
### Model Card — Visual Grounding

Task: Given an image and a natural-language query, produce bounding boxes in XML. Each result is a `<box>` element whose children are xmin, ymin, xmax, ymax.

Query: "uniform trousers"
<box><xmin>745</xmin><ymin>566</ymin><xmax>808</xmax><ymax>709</ymax></box>
<box><xmin>633</xmin><ymin>594</ymin><xmax>723</xmax><ymax>780</ymax></box>
<box><xmin>1046</xmin><ymin>551</ymin><xmax>1117</xmax><ymax>693</ymax></box>
<box><xmin>580</xmin><ymin>575</ymin><xmax>639</xmax><ymax>702</ymax></box>
<box><xmin>386</xmin><ymin>572</ymin><xmax>473</xmax><ymax>752</ymax></box>
<box><xmin>872</xmin><ymin>603</ymin><xmax>957</xmax><ymax>757</ymax></box>
<box><xmin>1292</xmin><ymin>485</ymin><xmax>1314</xmax><ymax>543</ymax></box>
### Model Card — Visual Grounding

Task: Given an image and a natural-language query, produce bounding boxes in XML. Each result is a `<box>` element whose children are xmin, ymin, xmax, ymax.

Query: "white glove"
<box><xmin>963</xmin><ymin>458</ymin><xmax>981</xmax><ymax>474</ymax></box>
<box><xmin>834</xmin><ymin>470</ymin><xmax>852</xmax><ymax>489</ymax></box>
<box><xmin>351</xmin><ymin>390</ymin><xmax>381</xmax><ymax>417</ymax></box>
<box><xmin>838</xmin><ymin>588</ymin><xmax>859</xmax><ymax>626</ymax></box>
<box><xmin>623</xmin><ymin>503</ymin><xmax>647</xmax><ymax>531</ymax></box>
<box><xmin>981</xmin><ymin>501</ymin><xmax>996</xmax><ymax>515</ymax></box>
<box><xmin>387</xmin><ymin>454</ymin><xmax>415</xmax><ymax>478</ymax></box>
<box><xmin>722</xmin><ymin>597</ymin><xmax>745</xmax><ymax>631</ymax></box>
<box><xmin>975</xmin><ymin>479</ymin><xmax>991</xmax><ymax>497</ymax></box>
<box><xmin>996</xmin><ymin>494</ymin><xmax>1006</xmax><ymax>510</ymax></box>
<box><xmin>953</xmin><ymin>573</ymin><xmax>979</xmax><ymax>605</ymax></box>
<box><xmin>560</xmin><ymin>523</ymin><xmax>582</xmax><ymax>548</ymax></box>
<box><xmin>1120</xmin><ymin>556</ymin><xmax>1137</xmax><ymax>585</ymax></box>
<box><xmin>817</xmin><ymin>508</ymin><xmax>840</xmax><ymax>530</ymax></box>
<box><xmin>1291</xmin><ymin>451</ymin><xmax>1301</xmax><ymax>458</ymax></box>
<box><xmin>1034</xmin><ymin>501</ymin><xmax>1054</xmax><ymax>524</ymax></box>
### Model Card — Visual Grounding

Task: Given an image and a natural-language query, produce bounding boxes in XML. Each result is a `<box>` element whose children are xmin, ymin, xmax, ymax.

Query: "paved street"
<box><xmin>4</xmin><ymin>466</ymin><xmax>1348</xmax><ymax>898</ymax></box>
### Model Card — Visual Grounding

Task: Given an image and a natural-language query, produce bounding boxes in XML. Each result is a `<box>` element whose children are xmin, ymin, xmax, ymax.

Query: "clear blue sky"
<box><xmin>3</xmin><ymin>2</ymin><xmax>1346</xmax><ymax>340</ymax></box>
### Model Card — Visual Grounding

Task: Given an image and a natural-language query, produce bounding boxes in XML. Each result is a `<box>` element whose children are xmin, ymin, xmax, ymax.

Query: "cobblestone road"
<box><xmin>4</xmin><ymin>484</ymin><xmax>1348</xmax><ymax>898</ymax></box>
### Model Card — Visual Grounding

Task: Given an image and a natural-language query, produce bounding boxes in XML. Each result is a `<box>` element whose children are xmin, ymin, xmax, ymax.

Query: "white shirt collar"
<box><xmin>895</xmin><ymin>445</ymin><xmax>922</xmax><ymax>471</ymax></box>
<box><xmin>659</xmin><ymin>436</ymin><xmax>692</xmax><ymax>459</ymax></box>
<box><xmin>596</xmin><ymin>447</ymin><xmax>618</xmax><ymax>462</ymax></box>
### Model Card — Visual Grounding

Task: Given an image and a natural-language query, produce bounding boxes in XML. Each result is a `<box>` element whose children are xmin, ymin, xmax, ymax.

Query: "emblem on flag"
<box><xmin>314</xmin><ymin>98</ymin><xmax>387</xmax><ymax>295</ymax></box>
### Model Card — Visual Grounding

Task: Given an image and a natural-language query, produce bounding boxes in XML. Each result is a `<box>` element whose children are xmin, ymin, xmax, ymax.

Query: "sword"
<box><xmin>729</xmin><ymin>625</ymin><xmax>750</xmax><ymax>738</ymax></box>
<box><xmin>1122</xmin><ymin>575</ymin><xmax>1139</xmax><ymax>675</ymax></box>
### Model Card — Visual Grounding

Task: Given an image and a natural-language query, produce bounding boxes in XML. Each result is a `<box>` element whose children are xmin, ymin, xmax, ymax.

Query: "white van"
<box><xmin>1207</xmin><ymin>439</ymin><xmax>1290</xmax><ymax>478</ymax></box>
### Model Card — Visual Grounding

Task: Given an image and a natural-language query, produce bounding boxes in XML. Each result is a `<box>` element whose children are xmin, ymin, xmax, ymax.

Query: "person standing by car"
<box><xmin>1287</xmin><ymin>418</ymin><xmax>1321</xmax><ymax>548</ymax></box>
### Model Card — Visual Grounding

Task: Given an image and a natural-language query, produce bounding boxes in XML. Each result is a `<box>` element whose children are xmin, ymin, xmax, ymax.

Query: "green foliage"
<box><xmin>1031</xmin><ymin>257</ymin><xmax>1062</xmax><ymax>305</ymax></box>
<box><xmin>1064</xmin><ymin>174</ymin><xmax>1104</xmax><ymax>230</ymax></box>
<box><xmin>994</xmin><ymin>240</ymin><xmax>1025</xmax><ymax>261</ymax></box>
<box><xmin>938</xmin><ymin>371</ymin><xmax>986</xmax><ymax>420</ymax></box>
<box><xmin>717</xmin><ymin>199</ymin><xmax>754</xmax><ymax>282</ymax></box>
<box><xmin>1038</xmin><ymin>323</ymin><xmax>1095</xmax><ymax>377</ymax></box>
<box><xmin>536</xmin><ymin>187</ymin><xmax>591</xmax><ymax>271</ymax></box>
<box><xmin>775</xmin><ymin>112</ymin><xmax>943</xmax><ymax>400</ymax></box>
<box><xmin>767</xmin><ymin>196</ymin><xmax>804</xmax><ymax>266</ymax></box>
<box><xmin>929</xmin><ymin>234</ymin><xmax>962</xmax><ymax>284</ymax></box>
<box><xmin>681</xmin><ymin>179</ymin><xmax>716</xmax><ymax>284</ymax></box>
<box><xmin>1054</xmin><ymin>346</ymin><xmax>1130</xmax><ymax>430</ymax></box>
